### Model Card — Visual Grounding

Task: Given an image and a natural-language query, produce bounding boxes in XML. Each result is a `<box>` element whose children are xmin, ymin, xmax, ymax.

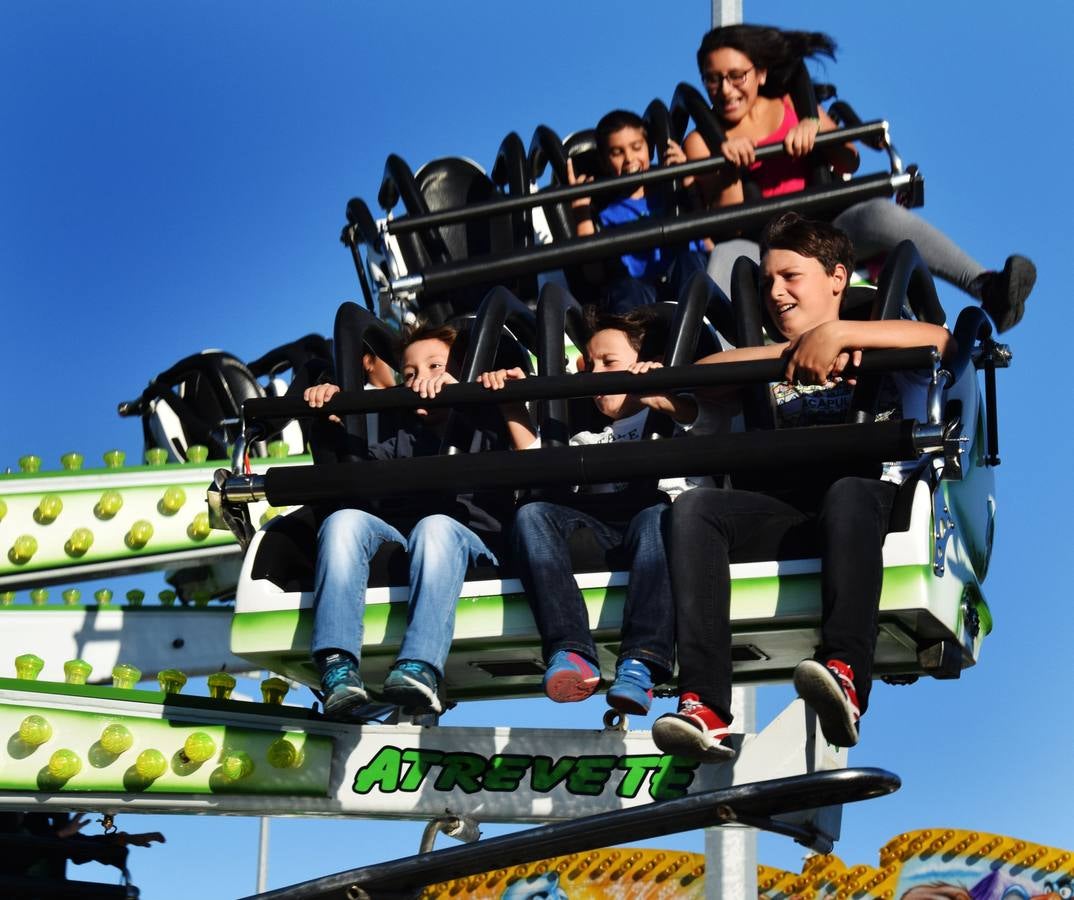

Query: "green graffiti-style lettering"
<box><xmin>433</xmin><ymin>752</ymin><xmax>487</xmax><ymax>794</ymax></box>
<box><xmin>399</xmin><ymin>749</ymin><xmax>444</xmax><ymax>792</ymax></box>
<box><xmin>650</xmin><ymin>755</ymin><xmax>698</xmax><ymax>800</ymax></box>
<box><xmin>530</xmin><ymin>755</ymin><xmax>576</xmax><ymax>793</ymax></box>
<box><xmin>483</xmin><ymin>754</ymin><xmax>531</xmax><ymax>792</ymax></box>
<box><xmin>352</xmin><ymin>745</ymin><xmax>403</xmax><ymax>795</ymax></box>
<box><xmin>615</xmin><ymin>755</ymin><xmax>663</xmax><ymax>799</ymax></box>
<box><xmin>567</xmin><ymin>755</ymin><xmax>616</xmax><ymax>796</ymax></box>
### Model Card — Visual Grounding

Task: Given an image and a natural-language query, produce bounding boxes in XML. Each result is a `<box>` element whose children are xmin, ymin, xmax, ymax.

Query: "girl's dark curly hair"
<box><xmin>697</xmin><ymin>24</ymin><xmax>836</xmax><ymax>97</ymax></box>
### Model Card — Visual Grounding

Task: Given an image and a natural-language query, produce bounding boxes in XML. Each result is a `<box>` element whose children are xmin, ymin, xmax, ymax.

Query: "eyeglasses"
<box><xmin>702</xmin><ymin>66</ymin><xmax>754</xmax><ymax>89</ymax></box>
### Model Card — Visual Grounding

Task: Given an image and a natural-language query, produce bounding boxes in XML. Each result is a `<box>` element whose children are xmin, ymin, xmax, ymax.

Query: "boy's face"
<box><xmin>761</xmin><ymin>248</ymin><xmax>846</xmax><ymax>340</ymax></box>
<box><xmin>603</xmin><ymin>126</ymin><xmax>650</xmax><ymax>177</ymax></box>
<box><xmin>401</xmin><ymin>337</ymin><xmax>452</xmax><ymax>418</ymax></box>
<box><xmin>585</xmin><ymin>328</ymin><xmax>643</xmax><ymax>421</ymax></box>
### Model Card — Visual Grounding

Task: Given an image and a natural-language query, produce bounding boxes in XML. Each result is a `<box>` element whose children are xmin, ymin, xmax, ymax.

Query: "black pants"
<box><xmin>669</xmin><ymin>477</ymin><xmax>898</xmax><ymax>723</ymax></box>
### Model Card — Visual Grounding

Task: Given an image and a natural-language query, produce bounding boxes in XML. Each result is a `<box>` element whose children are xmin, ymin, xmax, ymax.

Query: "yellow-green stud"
<box><xmin>159</xmin><ymin>486</ymin><xmax>186</xmax><ymax>515</ymax></box>
<box><xmin>47</xmin><ymin>749</ymin><xmax>81</xmax><ymax>780</ymax></box>
<box><xmin>18</xmin><ymin>714</ymin><xmax>53</xmax><ymax>746</ymax></box>
<box><xmin>9</xmin><ymin>535</ymin><xmax>38</xmax><ymax>565</ymax></box>
<box><xmin>15</xmin><ymin>653</ymin><xmax>44</xmax><ymax>681</ymax></box>
<box><xmin>94</xmin><ymin>588</ymin><xmax>113</xmax><ymax>607</ymax></box>
<box><xmin>267</xmin><ymin>737</ymin><xmax>304</xmax><ymax>769</ymax></box>
<box><xmin>158</xmin><ymin>589</ymin><xmax>176</xmax><ymax>607</ymax></box>
<box><xmin>187</xmin><ymin>512</ymin><xmax>211</xmax><ymax>541</ymax></box>
<box><xmin>259</xmin><ymin>506</ymin><xmax>282</xmax><ymax>526</ymax></box>
<box><xmin>62</xmin><ymin>588</ymin><xmax>81</xmax><ymax>606</ymax></box>
<box><xmin>144</xmin><ymin>447</ymin><xmax>168</xmax><ymax>467</ymax></box>
<box><xmin>60</xmin><ymin>452</ymin><xmax>84</xmax><ymax>471</ymax></box>
<box><xmin>267</xmin><ymin>440</ymin><xmax>289</xmax><ymax>459</ymax></box>
<box><xmin>207</xmin><ymin>671</ymin><xmax>236</xmax><ymax>701</ymax></box>
<box><xmin>95</xmin><ymin>490</ymin><xmax>123</xmax><ymax>519</ymax></box>
<box><xmin>65</xmin><ymin>527</ymin><xmax>94</xmax><ymax>557</ymax></box>
<box><xmin>260</xmin><ymin>677</ymin><xmax>290</xmax><ymax>705</ymax></box>
<box><xmin>64</xmin><ymin>658</ymin><xmax>92</xmax><ymax>685</ymax></box>
<box><xmin>126</xmin><ymin>589</ymin><xmax>145</xmax><ymax>607</ymax></box>
<box><xmin>125</xmin><ymin>520</ymin><xmax>153</xmax><ymax>550</ymax></box>
<box><xmin>183</xmin><ymin>731</ymin><xmax>216</xmax><ymax>764</ymax></box>
<box><xmin>100</xmin><ymin>723</ymin><xmax>133</xmax><ymax>755</ymax></box>
<box><xmin>112</xmin><ymin>663</ymin><xmax>141</xmax><ymax>689</ymax></box>
<box><xmin>102</xmin><ymin>449</ymin><xmax>126</xmax><ymax>469</ymax></box>
<box><xmin>34</xmin><ymin>494</ymin><xmax>63</xmax><ymax>525</ymax></box>
<box><xmin>186</xmin><ymin>444</ymin><xmax>209</xmax><ymax>464</ymax></box>
<box><xmin>29</xmin><ymin>588</ymin><xmax>48</xmax><ymax>606</ymax></box>
<box><xmin>18</xmin><ymin>455</ymin><xmax>41</xmax><ymax>473</ymax></box>
<box><xmin>157</xmin><ymin>669</ymin><xmax>187</xmax><ymax>694</ymax></box>
<box><xmin>221</xmin><ymin>750</ymin><xmax>254</xmax><ymax>781</ymax></box>
<box><xmin>135</xmin><ymin>748</ymin><xmax>167</xmax><ymax>780</ymax></box>
<box><xmin>0</xmin><ymin>592</ymin><xmax>15</xmax><ymax>607</ymax></box>
<box><xmin>0</xmin><ymin>498</ymin><xmax>7</xmax><ymax>522</ymax></box>
<box><xmin>193</xmin><ymin>591</ymin><xmax>211</xmax><ymax>608</ymax></box>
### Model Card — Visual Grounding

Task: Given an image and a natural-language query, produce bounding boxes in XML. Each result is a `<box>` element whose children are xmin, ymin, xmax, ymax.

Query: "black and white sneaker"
<box><xmin>382</xmin><ymin>659</ymin><xmax>443</xmax><ymax>715</ymax></box>
<box><xmin>793</xmin><ymin>659</ymin><xmax>861</xmax><ymax>748</ymax></box>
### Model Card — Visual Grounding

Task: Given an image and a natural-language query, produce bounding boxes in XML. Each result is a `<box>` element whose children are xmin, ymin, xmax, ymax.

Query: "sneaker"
<box><xmin>978</xmin><ymin>254</ymin><xmax>1036</xmax><ymax>333</ymax></box>
<box><xmin>543</xmin><ymin>650</ymin><xmax>600</xmax><ymax>703</ymax></box>
<box><xmin>382</xmin><ymin>659</ymin><xmax>443</xmax><ymax>715</ymax></box>
<box><xmin>606</xmin><ymin>658</ymin><xmax>654</xmax><ymax>716</ymax></box>
<box><xmin>321</xmin><ymin>660</ymin><xmax>369</xmax><ymax>719</ymax></box>
<box><xmin>651</xmin><ymin>693</ymin><xmax>735</xmax><ymax>762</ymax></box>
<box><xmin>793</xmin><ymin>658</ymin><xmax>861</xmax><ymax>747</ymax></box>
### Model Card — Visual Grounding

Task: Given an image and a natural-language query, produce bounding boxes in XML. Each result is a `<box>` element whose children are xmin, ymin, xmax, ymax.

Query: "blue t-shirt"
<box><xmin>598</xmin><ymin>194</ymin><xmax>703</xmax><ymax>282</ymax></box>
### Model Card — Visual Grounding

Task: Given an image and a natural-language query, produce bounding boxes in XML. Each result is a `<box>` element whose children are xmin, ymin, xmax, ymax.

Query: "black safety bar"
<box><xmin>533</xmin><ymin>282</ymin><xmax>588</xmax><ymax>447</ymax></box>
<box><xmin>383</xmin><ymin>122</ymin><xmax>889</xmax><ymax>236</ymax></box>
<box><xmin>241</xmin><ymin>768</ymin><xmax>898</xmax><ymax>899</ymax></box>
<box><xmin>391</xmin><ymin>169</ymin><xmax>920</xmax><ymax>298</ymax></box>
<box><xmin>340</xmin><ymin>198</ymin><xmax>379</xmax><ymax>311</ymax></box>
<box><xmin>947</xmin><ymin>306</ymin><xmax>1004</xmax><ymax>465</ymax></box>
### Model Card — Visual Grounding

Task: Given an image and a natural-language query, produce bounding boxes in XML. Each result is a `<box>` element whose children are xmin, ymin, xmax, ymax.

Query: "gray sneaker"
<box><xmin>382</xmin><ymin>660</ymin><xmax>443</xmax><ymax>715</ymax></box>
<box><xmin>321</xmin><ymin>661</ymin><xmax>369</xmax><ymax>719</ymax></box>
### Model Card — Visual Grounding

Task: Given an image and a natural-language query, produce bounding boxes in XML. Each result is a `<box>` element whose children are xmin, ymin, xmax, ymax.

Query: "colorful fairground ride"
<box><xmin>0</xmin><ymin>58</ymin><xmax>1012</xmax><ymax>899</ymax></box>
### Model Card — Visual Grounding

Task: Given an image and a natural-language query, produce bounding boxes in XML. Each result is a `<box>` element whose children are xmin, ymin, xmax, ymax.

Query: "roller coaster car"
<box><xmin>118</xmin><ymin>334</ymin><xmax>332</xmax><ymax>462</ymax></box>
<box><xmin>226</xmin><ymin>244</ymin><xmax>1006</xmax><ymax>708</ymax></box>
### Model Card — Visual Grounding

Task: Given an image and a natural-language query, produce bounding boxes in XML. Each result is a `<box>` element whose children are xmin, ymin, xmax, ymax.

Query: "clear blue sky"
<box><xmin>2</xmin><ymin>1</ymin><xmax>1071</xmax><ymax>896</ymax></box>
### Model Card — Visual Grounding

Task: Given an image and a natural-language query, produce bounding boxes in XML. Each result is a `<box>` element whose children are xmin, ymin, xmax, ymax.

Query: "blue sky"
<box><xmin>2</xmin><ymin>1</ymin><xmax>1072</xmax><ymax>896</ymax></box>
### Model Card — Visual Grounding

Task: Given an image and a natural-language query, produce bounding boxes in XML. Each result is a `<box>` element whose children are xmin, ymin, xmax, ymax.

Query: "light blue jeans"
<box><xmin>311</xmin><ymin>509</ymin><xmax>497</xmax><ymax>677</ymax></box>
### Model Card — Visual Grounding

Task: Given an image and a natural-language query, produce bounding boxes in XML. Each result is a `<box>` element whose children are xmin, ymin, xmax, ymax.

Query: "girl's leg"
<box><xmin>814</xmin><ymin>476</ymin><xmax>899</xmax><ymax>714</ymax></box>
<box><xmin>398</xmin><ymin>514</ymin><xmax>496</xmax><ymax>677</ymax></box>
<box><xmin>311</xmin><ymin>508</ymin><xmax>406</xmax><ymax>663</ymax></box>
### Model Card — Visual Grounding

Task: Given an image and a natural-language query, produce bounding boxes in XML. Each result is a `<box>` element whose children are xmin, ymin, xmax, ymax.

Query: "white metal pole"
<box><xmin>705</xmin><ymin>685</ymin><xmax>758</xmax><ymax>900</ymax></box>
<box><xmin>711</xmin><ymin>0</ymin><xmax>742</xmax><ymax>28</ymax></box>
<box><xmin>257</xmin><ymin>816</ymin><xmax>270</xmax><ymax>892</ymax></box>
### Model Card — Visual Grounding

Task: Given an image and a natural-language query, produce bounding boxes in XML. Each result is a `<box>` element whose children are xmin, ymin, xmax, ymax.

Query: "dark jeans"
<box><xmin>669</xmin><ymin>477</ymin><xmax>898</xmax><ymax>723</ymax></box>
<box><xmin>604</xmin><ymin>248</ymin><xmax>709</xmax><ymax>313</ymax></box>
<box><xmin>511</xmin><ymin>500</ymin><xmax>675</xmax><ymax>682</ymax></box>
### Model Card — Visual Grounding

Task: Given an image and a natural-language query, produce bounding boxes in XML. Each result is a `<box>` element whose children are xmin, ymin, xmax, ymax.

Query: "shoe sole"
<box><xmin>323</xmin><ymin>686</ymin><xmax>371</xmax><ymax>720</ymax></box>
<box><xmin>382</xmin><ymin>677</ymin><xmax>444</xmax><ymax>716</ymax></box>
<box><xmin>544</xmin><ymin>669</ymin><xmax>600</xmax><ymax>703</ymax></box>
<box><xmin>793</xmin><ymin>660</ymin><xmax>859</xmax><ymax>747</ymax></box>
<box><xmin>606</xmin><ymin>687</ymin><xmax>652</xmax><ymax>717</ymax></box>
<box><xmin>651</xmin><ymin>716</ymin><xmax>735</xmax><ymax>763</ymax></box>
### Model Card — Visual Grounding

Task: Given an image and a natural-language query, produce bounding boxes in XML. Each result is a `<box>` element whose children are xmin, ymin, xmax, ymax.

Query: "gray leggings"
<box><xmin>705</xmin><ymin>198</ymin><xmax>986</xmax><ymax>297</ymax></box>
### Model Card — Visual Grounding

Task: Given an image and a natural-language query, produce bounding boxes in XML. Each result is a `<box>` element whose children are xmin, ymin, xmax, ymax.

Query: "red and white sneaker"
<box><xmin>652</xmin><ymin>693</ymin><xmax>735</xmax><ymax>762</ymax></box>
<box><xmin>793</xmin><ymin>659</ymin><xmax>861</xmax><ymax>747</ymax></box>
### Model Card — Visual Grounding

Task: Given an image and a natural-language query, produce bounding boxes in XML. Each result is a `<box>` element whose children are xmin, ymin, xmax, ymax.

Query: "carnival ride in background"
<box><xmin>0</xmin><ymin>59</ymin><xmax>1022</xmax><ymax>899</ymax></box>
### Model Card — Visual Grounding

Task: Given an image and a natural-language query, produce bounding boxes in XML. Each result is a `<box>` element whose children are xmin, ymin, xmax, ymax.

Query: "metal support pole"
<box><xmin>705</xmin><ymin>686</ymin><xmax>757</xmax><ymax>899</ymax></box>
<box><xmin>712</xmin><ymin>0</ymin><xmax>742</xmax><ymax>27</ymax></box>
<box><xmin>257</xmin><ymin>817</ymin><xmax>270</xmax><ymax>893</ymax></box>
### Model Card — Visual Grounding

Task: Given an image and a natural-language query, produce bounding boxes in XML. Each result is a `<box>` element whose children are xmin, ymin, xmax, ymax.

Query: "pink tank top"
<box><xmin>749</xmin><ymin>96</ymin><xmax>808</xmax><ymax>197</ymax></box>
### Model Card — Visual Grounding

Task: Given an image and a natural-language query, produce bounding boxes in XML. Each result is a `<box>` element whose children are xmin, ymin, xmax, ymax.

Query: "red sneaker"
<box><xmin>793</xmin><ymin>658</ymin><xmax>861</xmax><ymax>747</ymax></box>
<box><xmin>652</xmin><ymin>693</ymin><xmax>735</xmax><ymax>762</ymax></box>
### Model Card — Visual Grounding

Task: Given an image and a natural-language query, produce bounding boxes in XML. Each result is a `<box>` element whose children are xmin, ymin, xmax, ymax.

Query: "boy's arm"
<box><xmin>476</xmin><ymin>368</ymin><xmax>538</xmax><ymax>450</ymax></box>
<box><xmin>786</xmin><ymin>319</ymin><xmax>954</xmax><ymax>385</ymax></box>
<box><xmin>566</xmin><ymin>157</ymin><xmax>596</xmax><ymax>238</ymax></box>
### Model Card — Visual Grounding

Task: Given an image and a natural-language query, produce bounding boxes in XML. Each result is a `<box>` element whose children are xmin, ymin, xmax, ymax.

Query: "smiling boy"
<box><xmin>651</xmin><ymin>212</ymin><xmax>953</xmax><ymax>760</ymax></box>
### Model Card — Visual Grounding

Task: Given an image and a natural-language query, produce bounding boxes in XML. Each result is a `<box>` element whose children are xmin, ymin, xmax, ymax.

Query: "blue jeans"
<box><xmin>311</xmin><ymin>509</ymin><xmax>497</xmax><ymax>677</ymax></box>
<box><xmin>510</xmin><ymin>500</ymin><xmax>674</xmax><ymax>682</ymax></box>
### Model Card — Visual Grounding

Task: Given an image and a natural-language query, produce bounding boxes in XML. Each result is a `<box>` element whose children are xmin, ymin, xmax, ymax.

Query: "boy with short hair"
<box><xmin>569</xmin><ymin>110</ymin><xmax>707</xmax><ymax>313</ymax></box>
<box><xmin>481</xmin><ymin>306</ymin><xmax>728</xmax><ymax>715</ymax></box>
<box><xmin>651</xmin><ymin>212</ymin><xmax>953</xmax><ymax>760</ymax></box>
<box><xmin>304</xmin><ymin>322</ymin><xmax>533</xmax><ymax>719</ymax></box>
